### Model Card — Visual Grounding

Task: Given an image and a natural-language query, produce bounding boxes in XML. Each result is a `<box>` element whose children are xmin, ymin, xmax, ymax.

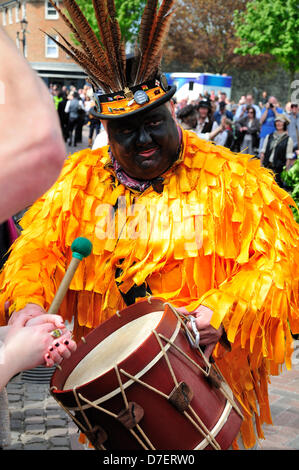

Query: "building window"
<box><xmin>16</xmin><ymin>4</ymin><xmax>20</xmax><ymax>23</ymax></box>
<box><xmin>45</xmin><ymin>35</ymin><xmax>59</xmax><ymax>58</ymax></box>
<box><xmin>8</xmin><ymin>7</ymin><xmax>13</xmax><ymax>24</ymax></box>
<box><xmin>45</xmin><ymin>0</ymin><xmax>59</xmax><ymax>19</ymax></box>
<box><xmin>2</xmin><ymin>10</ymin><xmax>6</xmax><ymax>26</ymax></box>
<box><xmin>21</xmin><ymin>2</ymin><xmax>26</xmax><ymax>20</ymax></box>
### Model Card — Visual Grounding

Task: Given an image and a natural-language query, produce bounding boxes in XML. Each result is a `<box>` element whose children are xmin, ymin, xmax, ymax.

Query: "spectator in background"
<box><xmin>259</xmin><ymin>91</ymin><xmax>268</xmax><ymax>108</ymax></box>
<box><xmin>260</xmin><ymin>114</ymin><xmax>294</xmax><ymax>187</ymax></box>
<box><xmin>195</xmin><ymin>99</ymin><xmax>218</xmax><ymax>136</ymax></box>
<box><xmin>259</xmin><ymin>96</ymin><xmax>284</xmax><ymax>155</ymax></box>
<box><xmin>52</xmin><ymin>86</ymin><xmax>63</xmax><ymax>111</ymax></box>
<box><xmin>287</xmin><ymin>103</ymin><xmax>299</xmax><ymax>152</ymax></box>
<box><xmin>84</xmin><ymin>95</ymin><xmax>93</xmax><ymax>114</ymax></box>
<box><xmin>213</xmin><ymin>101</ymin><xmax>233</xmax><ymax>125</ymax></box>
<box><xmin>235</xmin><ymin>106</ymin><xmax>260</xmax><ymax>156</ymax></box>
<box><xmin>57</xmin><ymin>90</ymin><xmax>69</xmax><ymax>142</ymax></box>
<box><xmin>234</xmin><ymin>94</ymin><xmax>261</xmax><ymax>122</ymax></box>
<box><xmin>65</xmin><ymin>91</ymin><xmax>85</xmax><ymax>147</ymax></box>
<box><xmin>177</xmin><ymin>104</ymin><xmax>198</xmax><ymax>131</ymax></box>
<box><xmin>214</xmin><ymin>116</ymin><xmax>234</xmax><ymax>149</ymax></box>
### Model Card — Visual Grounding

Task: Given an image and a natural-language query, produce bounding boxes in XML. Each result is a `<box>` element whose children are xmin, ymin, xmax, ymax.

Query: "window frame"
<box><xmin>45</xmin><ymin>0</ymin><xmax>59</xmax><ymax>20</ymax></box>
<box><xmin>45</xmin><ymin>34</ymin><xmax>59</xmax><ymax>59</ymax></box>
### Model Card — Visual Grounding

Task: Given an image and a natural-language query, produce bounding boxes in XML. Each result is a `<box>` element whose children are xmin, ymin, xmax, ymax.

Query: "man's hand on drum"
<box><xmin>176</xmin><ymin>305</ymin><xmax>223</xmax><ymax>359</ymax></box>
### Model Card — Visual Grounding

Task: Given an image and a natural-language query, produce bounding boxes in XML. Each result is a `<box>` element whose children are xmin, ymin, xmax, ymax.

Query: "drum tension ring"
<box><xmin>168</xmin><ymin>382</ymin><xmax>193</xmax><ymax>413</ymax></box>
<box><xmin>117</xmin><ymin>402</ymin><xmax>144</xmax><ymax>430</ymax></box>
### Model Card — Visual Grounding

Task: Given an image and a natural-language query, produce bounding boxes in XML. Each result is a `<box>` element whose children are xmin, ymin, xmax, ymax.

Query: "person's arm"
<box><xmin>0</xmin><ymin>326</ymin><xmax>9</xmax><ymax>342</ymax></box>
<box><xmin>260</xmin><ymin>106</ymin><xmax>268</xmax><ymax>124</ymax></box>
<box><xmin>0</xmin><ymin>27</ymin><xmax>66</xmax><ymax>224</ymax></box>
<box><xmin>209</xmin><ymin>122</ymin><xmax>226</xmax><ymax>141</ymax></box>
<box><xmin>0</xmin><ymin>315</ymin><xmax>76</xmax><ymax>390</ymax></box>
<box><xmin>64</xmin><ymin>100</ymin><xmax>70</xmax><ymax>113</ymax></box>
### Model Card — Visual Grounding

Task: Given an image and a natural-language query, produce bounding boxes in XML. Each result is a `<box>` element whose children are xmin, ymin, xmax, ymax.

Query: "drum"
<box><xmin>50</xmin><ymin>298</ymin><xmax>243</xmax><ymax>450</ymax></box>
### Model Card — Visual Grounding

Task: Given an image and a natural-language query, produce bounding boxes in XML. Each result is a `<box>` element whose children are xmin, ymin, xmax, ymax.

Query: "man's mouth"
<box><xmin>137</xmin><ymin>147</ymin><xmax>159</xmax><ymax>158</ymax></box>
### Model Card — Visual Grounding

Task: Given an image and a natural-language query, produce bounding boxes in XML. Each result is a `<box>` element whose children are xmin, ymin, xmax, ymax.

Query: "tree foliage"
<box><xmin>163</xmin><ymin>0</ymin><xmax>268</xmax><ymax>74</ymax></box>
<box><xmin>234</xmin><ymin>0</ymin><xmax>299</xmax><ymax>79</ymax></box>
<box><xmin>74</xmin><ymin>0</ymin><xmax>147</xmax><ymax>43</ymax></box>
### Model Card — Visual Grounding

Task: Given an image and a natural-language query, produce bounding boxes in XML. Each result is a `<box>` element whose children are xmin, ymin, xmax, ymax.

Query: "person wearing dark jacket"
<box><xmin>260</xmin><ymin>114</ymin><xmax>294</xmax><ymax>187</ymax></box>
<box><xmin>235</xmin><ymin>106</ymin><xmax>260</xmax><ymax>156</ymax></box>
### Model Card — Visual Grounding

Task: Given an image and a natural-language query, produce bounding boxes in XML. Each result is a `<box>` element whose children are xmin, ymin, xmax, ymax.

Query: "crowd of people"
<box><xmin>49</xmin><ymin>83</ymin><xmax>102</xmax><ymax>148</ymax></box>
<box><xmin>49</xmin><ymin>83</ymin><xmax>299</xmax><ymax>189</ymax></box>
<box><xmin>175</xmin><ymin>91</ymin><xmax>299</xmax><ymax>187</ymax></box>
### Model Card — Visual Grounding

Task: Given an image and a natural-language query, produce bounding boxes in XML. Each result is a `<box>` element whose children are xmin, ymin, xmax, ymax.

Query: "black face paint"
<box><xmin>107</xmin><ymin>103</ymin><xmax>180</xmax><ymax>180</ymax></box>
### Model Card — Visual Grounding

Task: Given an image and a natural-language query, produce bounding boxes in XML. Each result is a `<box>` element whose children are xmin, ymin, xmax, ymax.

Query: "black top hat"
<box><xmin>197</xmin><ymin>99</ymin><xmax>212</xmax><ymax>110</ymax></box>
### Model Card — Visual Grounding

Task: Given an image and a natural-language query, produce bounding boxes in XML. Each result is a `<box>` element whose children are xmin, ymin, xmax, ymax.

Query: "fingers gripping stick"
<box><xmin>47</xmin><ymin>237</ymin><xmax>93</xmax><ymax>316</ymax></box>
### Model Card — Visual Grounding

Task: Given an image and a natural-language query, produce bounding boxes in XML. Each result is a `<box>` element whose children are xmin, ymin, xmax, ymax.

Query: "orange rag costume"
<box><xmin>0</xmin><ymin>129</ymin><xmax>298</xmax><ymax>448</ymax></box>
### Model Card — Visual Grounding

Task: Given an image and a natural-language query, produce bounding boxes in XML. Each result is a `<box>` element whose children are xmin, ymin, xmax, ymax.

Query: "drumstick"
<box><xmin>47</xmin><ymin>237</ymin><xmax>93</xmax><ymax>316</ymax></box>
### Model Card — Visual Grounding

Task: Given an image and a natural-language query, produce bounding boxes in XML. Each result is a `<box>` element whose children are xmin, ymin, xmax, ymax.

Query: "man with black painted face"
<box><xmin>103</xmin><ymin>102</ymin><xmax>180</xmax><ymax>181</ymax></box>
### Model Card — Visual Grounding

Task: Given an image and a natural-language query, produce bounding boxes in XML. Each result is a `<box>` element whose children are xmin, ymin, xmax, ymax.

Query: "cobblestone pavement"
<box><xmin>4</xmin><ymin>374</ymin><xmax>78</xmax><ymax>450</ymax></box>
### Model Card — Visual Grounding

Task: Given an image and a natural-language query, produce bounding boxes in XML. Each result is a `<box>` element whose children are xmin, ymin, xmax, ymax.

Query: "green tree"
<box><xmin>75</xmin><ymin>0</ymin><xmax>147</xmax><ymax>43</ymax></box>
<box><xmin>163</xmin><ymin>0</ymin><xmax>268</xmax><ymax>74</ymax></box>
<box><xmin>234</xmin><ymin>0</ymin><xmax>299</xmax><ymax>82</ymax></box>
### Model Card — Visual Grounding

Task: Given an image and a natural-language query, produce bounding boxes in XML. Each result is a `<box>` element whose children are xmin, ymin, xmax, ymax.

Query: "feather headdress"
<box><xmin>45</xmin><ymin>0</ymin><xmax>177</xmax><ymax>119</ymax></box>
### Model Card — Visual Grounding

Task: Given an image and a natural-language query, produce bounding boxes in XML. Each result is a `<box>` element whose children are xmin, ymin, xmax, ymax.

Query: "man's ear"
<box><xmin>166</xmin><ymin>100</ymin><xmax>177</xmax><ymax>121</ymax></box>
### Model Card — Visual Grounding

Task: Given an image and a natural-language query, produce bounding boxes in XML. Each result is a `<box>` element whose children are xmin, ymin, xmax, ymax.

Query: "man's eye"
<box><xmin>147</xmin><ymin>120</ymin><xmax>162</xmax><ymax>127</ymax></box>
<box><xmin>121</xmin><ymin>128</ymin><xmax>133</xmax><ymax>135</ymax></box>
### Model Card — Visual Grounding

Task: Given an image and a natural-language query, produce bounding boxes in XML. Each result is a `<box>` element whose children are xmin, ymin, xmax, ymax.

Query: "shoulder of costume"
<box><xmin>180</xmin><ymin>128</ymin><xmax>297</xmax><ymax>212</ymax></box>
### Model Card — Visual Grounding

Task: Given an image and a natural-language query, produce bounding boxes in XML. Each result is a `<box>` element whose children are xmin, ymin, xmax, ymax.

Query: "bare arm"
<box><xmin>0</xmin><ymin>28</ymin><xmax>66</xmax><ymax>223</ymax></box>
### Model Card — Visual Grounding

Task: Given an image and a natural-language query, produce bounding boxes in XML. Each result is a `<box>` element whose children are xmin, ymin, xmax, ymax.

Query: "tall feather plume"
<box><xmin>42</xmin><ymin>30</ymin><xmax>103</xmax><ymax>90</ymax></box>
<box><xmin>48</xmin><ymin>0</ymin><xmax>121</xmax><ymax>91</ymax></box>
<box><xmin>107</xmin><ymin>0</ymin><xmax>126</xmax><ymax>87</ymax></box>
<box><xmin>91</xmin><ymin>0</ymin><xmax>118</xmax><ymax>77</ymax></box>
<box><xmin>136</xmin><ymin>0</ymin><xmax>176</xmax><ymax>83</ymax></box>
<box><xmin>48</xmin><ymin>0</ymin><xmax>96</xmax><ymax>66</ymax></box>
<box><xmin>142</xmin><ymin>8</ymin><xmax>175</xmax><ymax>81</ymax></box>
<box><xmin>51</xmin><ymin>28</ymin><xmax>113</xmax><ymax>89</ymax></box>
<box><xmin>138</xmin><ymin>0</ymin><xmax>158</xmax><ymax>54</ymax></box>
<box><xmin>44</xmin><ymin>0</ymin><xmax>175</xmax><ymax>93</ymax></box>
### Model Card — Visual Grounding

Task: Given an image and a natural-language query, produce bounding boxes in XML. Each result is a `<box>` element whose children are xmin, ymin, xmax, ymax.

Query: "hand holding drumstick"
<box><xmin>3</xmin><ymin>238</ymin><xmax>92</xmax><ymax>374</ymax></box>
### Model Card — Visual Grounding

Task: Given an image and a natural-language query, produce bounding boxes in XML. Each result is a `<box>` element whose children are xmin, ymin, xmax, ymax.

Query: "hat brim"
<box><xmin>94</xmin><ymin>85</ymin><xmax>177</xmax><ymax>120</ymax></box>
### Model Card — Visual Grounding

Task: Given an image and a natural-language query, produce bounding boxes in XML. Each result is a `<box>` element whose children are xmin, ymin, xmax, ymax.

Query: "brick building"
<box><xmin>0</xmin><ymin>0</ymin><xmax>87</xmax><ymax>87</ymax></box>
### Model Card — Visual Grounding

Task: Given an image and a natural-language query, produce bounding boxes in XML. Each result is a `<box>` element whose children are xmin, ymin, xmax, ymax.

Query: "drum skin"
<box><xmin>50</xmin><ymin>298</ymin><xmax>242</xmax><ymax>450</ymax></box>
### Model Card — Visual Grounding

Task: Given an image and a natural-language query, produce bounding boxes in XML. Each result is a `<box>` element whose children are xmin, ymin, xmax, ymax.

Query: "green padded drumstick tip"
<box><xmin>71</xmin><ymin>237</ymin><xmax>93</xmax><ymax>260</ymax></box>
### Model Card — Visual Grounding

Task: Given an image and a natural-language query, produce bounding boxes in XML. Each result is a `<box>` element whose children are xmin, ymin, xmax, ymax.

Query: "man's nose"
<box><xmin>137</xmin><ymin>126</ymin><xmax>153</xmax><ymax>145</ymax></box>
